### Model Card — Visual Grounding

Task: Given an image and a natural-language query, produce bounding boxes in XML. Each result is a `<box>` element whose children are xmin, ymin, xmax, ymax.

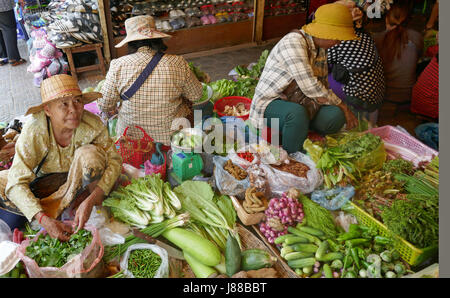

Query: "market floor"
<box><xmin>0</xmin><ymin>37</ymin><xmax>427</xmax><ymax>137</ymax></box>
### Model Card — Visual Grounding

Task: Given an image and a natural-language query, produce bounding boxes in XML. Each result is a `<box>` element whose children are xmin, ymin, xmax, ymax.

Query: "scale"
<box><xmin>170</xmin><ymin>128</ymin><xmax>205</xmax><ymax>185</ymax></box>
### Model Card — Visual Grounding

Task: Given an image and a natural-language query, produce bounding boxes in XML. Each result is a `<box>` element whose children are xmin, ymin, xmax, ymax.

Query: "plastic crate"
<box><xmin>349</xmin><ymin>202</ymin><xmax>438</xmax><ymax>266</ymax></box>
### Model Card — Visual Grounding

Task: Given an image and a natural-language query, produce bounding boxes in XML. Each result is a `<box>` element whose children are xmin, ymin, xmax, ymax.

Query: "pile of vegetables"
<box><xmin>103</xmin><ymin>174</ymin><xmax>182</xmax><ymax>228</ymax></box>
<box><xmin>259</xmin><ymin>190</ymin><xmax>305</xmax><ymax>243</ymax></box>
<box><xmin>0</xmin><ymin>262</ymin><xmax>27</xmax><ymax>278</ymax></box>
<box><xmin>25</xmin><ymin>229</ymin><xmax>92</xmax><ymax>268</ymax></box>
<box><xmin>127</xmin><ymin>249</ymin><xmax>162</xmax><ymax>278</ymax></box>
<box><xmin>173</xmin><ymin>181</ymin><xmax>240</xmax><ymax>253</ymax></box>
<box><xmin>171</xmin><ymin>131</ymin><xmax>203</xmax><ymax>149</ymax></box>
<box><xmin>414</xmin><ymin>155</ymin><xmax>439</xmax><ymax>189</ymax></box>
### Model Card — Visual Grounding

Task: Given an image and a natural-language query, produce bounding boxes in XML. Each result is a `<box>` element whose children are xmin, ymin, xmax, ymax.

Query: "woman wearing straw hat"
<box><xmin>249</xmin><ymin>3</ymin><xmax>359</xmax><ymax>154</ymax></box>
<box><xmin>98</xmin><ymin>15</ymin><xmax>203</xmax><ymax>146</ymax></box>
<box><xmin>0</xmin><ymin>74</ymin><xmax>122</xmax><ymax>240</ymax></box>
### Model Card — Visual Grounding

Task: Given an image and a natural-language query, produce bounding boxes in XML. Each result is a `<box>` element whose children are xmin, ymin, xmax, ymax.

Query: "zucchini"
<box><xmin>184</xmin><ymin>251</ymin><xmax>217</xmax><ymax>278</ymax></box>
<box><xmin>225</xmin><ymin>233</ymin><xmax>241</xmax><ymax>276</ymax></box>
<box><xmin>317</xmin><ymin>252</ymin><xmax>344</xmax><ymax>262</ymax></box>
<box><xmin>287</xmin><ymin>257</ymin><xmax>316</xmax><ymax>269</ymax></box>
<box><xmin>288</xmin><ymin>226</ymin><xmax>322</xmax><ymax>246</ymax></box>
<box><xmin>285</xmin><ymin>235</ymin><xmax>310</xmax><ymax>245</ymax></box>
<box><xmin>315</xmin><ymin>240</ymin><xmax>329</xmax><ymax>260</ymax></box>
<box><xmin>163</xmin><ymin>228</ymin><xmax>221</xmax><ymax>266</ymax></box>
<box><xmin>323</xmin><ymin>263</ymin><xmax>333</xmax><ymax>278</ymax></box>
<box><xmin>241</xmin><ymin>249</ymin><xmax>277</xmax><ymax>271</ymax></box>
<box><xmin>284</xmin><ymin>251</ymin><xmax>314</xmax><ymax>261</ymax></box>
<box><xmin>297</xmin><ymin>226</ymin><xmax>325</xmax><ymax>238</ymax></box>
<box><xmin>291</xmin><ymin>243</ymin><xmax>319</xmax><ymax>253</ymax></box>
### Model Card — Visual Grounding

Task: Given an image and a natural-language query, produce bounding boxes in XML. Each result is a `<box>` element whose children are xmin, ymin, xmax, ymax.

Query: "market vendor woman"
<box><xmin>0</xmin><ymin>75</ymin><xmax>122</xmax><ymax>241</ymax></box>
<box><xmin>249</xmin><ymin>3</ymin><xmax>358</xmax><ymax>153</ymax></box>
<box><xmin>98</xmin><ymin>15</ymin><xmax>203</xmax><ymax>145</ymax></box>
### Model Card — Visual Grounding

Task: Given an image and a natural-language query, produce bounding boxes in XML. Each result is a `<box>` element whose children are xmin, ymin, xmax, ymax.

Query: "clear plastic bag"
<box><xmin>227</xmin><ymin>145</ymin><xmax>259</xmax><ymax>169</ymax></box>
<box><xmin>213</xmin><ymin>155</ymin><xmax>250</xmax><ymax>197</ymax></box>
<box><xmin>310</xmin><ymin>186</ymin><xmax>355</xmax><ymax>211</ymax></box>
<box><xmin>120</xmin><ymin>244</ymin><xmax>169</xmax><ymax>278</ymax></box>
<box><xmin>17</xmin><ymin>223</ymin><xmax>104</xmax><ymax>278</ymax></box>
<box><xmin>260</xmin><ymin>152</ymin><xmax>323</xmax><ymax>197</ymax></box>
<box><xmin>0</xmin><ymin>219</ymin><xmax>12</xmax><ymax>242</ymax></box>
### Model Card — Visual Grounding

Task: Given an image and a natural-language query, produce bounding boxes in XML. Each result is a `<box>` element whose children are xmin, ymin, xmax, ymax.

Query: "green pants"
<box><xmin>264</xmin><ymin>99</ymin><xmax>346</xmax><ymax>153</ymax></box>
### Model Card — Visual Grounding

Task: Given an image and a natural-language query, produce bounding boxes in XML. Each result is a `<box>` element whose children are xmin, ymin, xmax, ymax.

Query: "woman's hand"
<box><xmin>338</xmin><ymin>102</ymin><xmax>358</xmax><ymax>130</ymax></box>
<box><xmin>73</xmin><ymin>186</ymin><xmax>105</xmax><ymax>233</ymax></box>
<box><xmin>37</xmin><ymin>212</ymin><xmax>73</xmax><ymax>242</ymax></box>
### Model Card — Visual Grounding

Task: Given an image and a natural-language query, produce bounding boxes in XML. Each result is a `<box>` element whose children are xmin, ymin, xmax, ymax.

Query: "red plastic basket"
<box><xmin>115</xmin><ymin>126</ymin><xmax>155</xmax><ymax>169</ymax></box>
<box><xmin>214</xmin><ymin>96</ymin><xmax>252</xmax><ymax>120</ymax></box>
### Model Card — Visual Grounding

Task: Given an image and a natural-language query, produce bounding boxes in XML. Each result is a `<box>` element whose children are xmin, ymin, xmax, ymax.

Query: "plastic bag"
<box><xmin>0</xmin><ymin>219</ymin><xmax>12</xmax><ymax>242</ymax></box>
<box><xmin>120</xmin><ymin>243</ymin><xmax>169</xmax><ymax>278</ymax></box>
<box><xmin>334</xmin><ymin>211</ymin><xmax>358</xmax><ymax>232</ymax></box>
<box><xmin>247</xmin><ymin>164</ymin><xmax>270</xmax><ymax>198</ymax></box>
<box><xmin>213</xmin><ymin>155</ymin><xmax>250</xmax><ymax>197</ymax></box>
<box><xmin>249</xmin><ymin>142</ymin><xmax>289</xmax><ymax>165</ymax></box>
<box><xmin>17</xmin><ymin>223</ymin><xmax>104</xmax><ymax>278</ymax></box>
<box><xmin>260</xmin><ymin>152</ymin><xmax>323</xmax><ymax>197</ymax></box>
<box><xmin>227</xmin><ymin>145</ymin><xmax>259</xmax><ymax>169</ymax></box>
<box><xmin>85</xmin><ymin>206</ymin><xmax>125</xmax><ymax>246</ymax></box>
<box><xmin>311</xmin><ymin>186</ymin><xmax>355</xmax><ymax>211</ymax></box>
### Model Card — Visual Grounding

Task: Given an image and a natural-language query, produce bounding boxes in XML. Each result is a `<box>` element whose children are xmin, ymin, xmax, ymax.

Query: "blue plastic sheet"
<box><xmin>415</xmin><ymin>123</ymin><xmax>438</xmax><ymax>150</ymax></box>
<box><xmin>311</xmin><ymin>186</ymin><xmax>355</xmax><ymax>211</ymax></box>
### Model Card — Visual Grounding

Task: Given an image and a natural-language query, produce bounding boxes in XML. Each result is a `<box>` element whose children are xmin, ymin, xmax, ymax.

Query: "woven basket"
<box><xmin>170</xmin><ymin>224</ymin><xmax>297</xmax><ymax>278</ymax></box>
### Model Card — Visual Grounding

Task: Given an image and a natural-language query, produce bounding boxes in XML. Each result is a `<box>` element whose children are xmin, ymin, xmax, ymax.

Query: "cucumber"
<box><xmin>285</xmin><ymin>235</ymin><xmax>310</xmax><ymax>245</ymax></box>
<box><xmin>297</xmin><ymin>226</ymin><xmax>325</xmax><ymax>238</ymax></box>
<box><xmin>241</xmin><ymin>249</ymin><xmax>277</xmax><ymax>271</ymax></box>
<box><xmin>295</xmin><ymin>268</ymin><xmax>303</xmax><ymax>276</ymax></box>
<box><xmin>280</xmin><ymin>246</ymin><xmax>294</xmax><ymax>258</ymax></box>
<box><xmin>302</xmin><ymin>266</ymin><xmax>313</xmax><ymax>275</ymax></box>
<box><xmin>274</xmin><ymin>234</ymin><xmax>297</xmax><ymax>244</ymax></box>
<box><xmin>315</xmin><ymin>240</ymin><xmax>329</xmax><ymax>260</ymax></box>
<box><xmin>323</xmin><ymin>263</ymin><xmax>333</xmax><ymax>278</ymax></box>
<box><xmin>317</xmin><ymin>252</ymin><xmax>344</xmax><ymax>262</ymax></box>
<box><xmin>284</xmin><ymin>251</ymin><xmax>314</xmax><ymax>261</ymax></box>
<box><xmin>288</xmin><ymin>257</ymin><xmax>316</xmax><ymax>269</ymax></box>
<box><xmin>225</xmin><ymin>233</ymin><xmax>241</xmax><ymax>276</ymax></box>
<box><xmin>288</xmin><ymin>227</ymin><xmax>322</xmax><ymax>246</ymax></box>
<box><xmin>291</xmin><ymin>243</ymin><xmax>319</xmax><ymax>253</ymax></box>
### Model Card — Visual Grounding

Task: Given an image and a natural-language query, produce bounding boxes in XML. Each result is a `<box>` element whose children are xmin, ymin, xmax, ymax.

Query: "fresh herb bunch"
<box><xmin>382</xmin><ymin>159</ymin><xmax>415</xmax><ymax>175</ymax></box>
<box><xmin>127</xmin><ymin>249</ymin><xmax>162</xmax><ymax>278</ymax></box>
<box><xmin>25</xmin><ymin>229</ymin><xmax>93</xmax><ymax>268</ymax></box>
<box><xmin>339</xmin><ymin>133</ymin><xmax>382</xmax><ymax>159</ymax></box>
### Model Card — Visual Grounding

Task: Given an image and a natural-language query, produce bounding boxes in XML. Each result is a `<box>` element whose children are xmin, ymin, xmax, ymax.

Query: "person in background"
<box><xmin>373</xmin><ymin>3</ymin><xmax>423</xmax><ymax>105</ymax></box>
<box><xmin>0</xmin><ymin>0</ymin><xmax>26</xmax><ymax>66</ymax></box>
<box><xmin>0</xmin><ymin>75</ymin><xmax>122</xmax><ymax>239</ymax></box>
<box><xmin>98</xmin><ymin>15</ymin><xmax>203</xmax><ymax>146</ymax></box>
<box><xmin>327</xmin><ymin>0</ymin><xmax>385</xmax><ymax>126</ymax></box>
<box><xmin>249</xmin><ymin>3</ymin><xmax>358</xmax><ymax>154</ymax></box>
<box><xmin>425</xmin><ymin>0</ymin><xmax>438</xmax><ymax>31</ymax></box>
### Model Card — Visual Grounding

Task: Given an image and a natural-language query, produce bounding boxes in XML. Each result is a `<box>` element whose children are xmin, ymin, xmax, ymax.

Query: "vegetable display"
<box><xmin>127</xmin><ymin>249</ymin><xmax>162</xmax><ymax>278</ymax></box>
<box><xmin>25</xmin><ymin>229</ymin><xmax>92</xmax><ymax>268</ymax></box>
<box><xmin>103</xmin><ymin>174</ymin><xmax>182</xmax><ymax>227</ymax></box>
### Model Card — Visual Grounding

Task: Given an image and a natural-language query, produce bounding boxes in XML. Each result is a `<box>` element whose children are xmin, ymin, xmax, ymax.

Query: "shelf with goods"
<box><xmin>104</xmin><ymin>0</ymin><xmax>257</xmax><ymax>58</ymax></box>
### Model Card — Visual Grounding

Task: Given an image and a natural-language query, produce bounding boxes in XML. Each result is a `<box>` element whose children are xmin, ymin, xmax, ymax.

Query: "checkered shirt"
<box><xmin>249</xmin><ymin>30</ymin><xmax>341</xmax><ymax>129</ymax></box>
<box><xmin>98</xmin><ymin>46</ymin><xmax>203</xmax><ymax>145</ymax></box>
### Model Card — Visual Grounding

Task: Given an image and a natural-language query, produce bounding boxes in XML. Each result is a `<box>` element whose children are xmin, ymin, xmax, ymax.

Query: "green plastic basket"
<box><xmin>349</xmin><ymin>202</ymin><xmax>438</xmax><ymax>266</ymax></box>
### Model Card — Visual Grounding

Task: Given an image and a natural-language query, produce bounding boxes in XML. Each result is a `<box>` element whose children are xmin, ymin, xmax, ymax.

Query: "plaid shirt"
<box><xmin>0</xmin><ymin>0</ymin><xmax>14</xmax><ymax>12</ymax></box>
<box><xmin>249</xmin><ymin>30</ymin><xmax>341</xmax><ymax>129</ymax></box>
<box><xmin>98</xmin><ymin>46</ymin><xmax>203</xmax><ymax>145</ymax></box>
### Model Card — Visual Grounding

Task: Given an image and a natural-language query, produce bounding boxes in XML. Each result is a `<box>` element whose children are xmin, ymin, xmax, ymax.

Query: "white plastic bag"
<box><xmin>260</xmin><ymin>152</ymin><xmax>323</xmax><ymax>196</ymax></box>
<box><xmin>227</xmin><ymin>145</ymin><xmax>259</xmax><ymax>169</ymax></box>
<box><xmin>213</xmin><ymin>155</ymin><xmax>251</xmax><ymax>197</ymax></box>
<box><xmin>248</xmin><ymin>142</ymin><xmax>289</xmax><ymax>165</ymax></box>
<box><xmin>86</xmin><ymin>206</ymin><xmax>125</xmax><ymax>246</ymax></box>
<box><xmin>0</xmin><ymin>219</ymin><xmax>12</xmax><ymax>243</ymax></box>
<box><xmin>120</xmin><ymin>244</ymin><xmax>169</xmax><ymax>278</ymax></box>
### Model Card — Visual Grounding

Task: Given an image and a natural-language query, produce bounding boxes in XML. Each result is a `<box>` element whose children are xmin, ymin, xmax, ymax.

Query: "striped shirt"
<box><xmin>249</xmin><ymin>30</ymin><xmax>341</xmax><ymax>129</ymax></box>
<box><xmin>0</xmin><ymin>0</ymin><xmax>14</xmax><ymax>12</ymax></box>
<box><xmin>98</xmin><ymin>46</ymin><xmax>203</xmax><ymax>145</ymax></box>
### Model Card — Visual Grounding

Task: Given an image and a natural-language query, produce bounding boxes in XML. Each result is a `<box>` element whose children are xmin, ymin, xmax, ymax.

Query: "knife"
<box><xmin>132</xmin><ymin>229</ymin><xmax>185</xmax><ymax>260</ymax></box>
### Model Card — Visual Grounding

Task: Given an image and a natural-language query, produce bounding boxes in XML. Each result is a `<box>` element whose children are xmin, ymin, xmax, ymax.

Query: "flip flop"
<box><xmin>10</xmin><ymin>58</ymin><xmax>27</xmax><ymax>66</ymax></box>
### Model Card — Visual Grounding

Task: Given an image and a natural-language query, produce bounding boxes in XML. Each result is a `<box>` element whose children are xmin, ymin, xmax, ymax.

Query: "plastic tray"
<box><xmin>349</xmin><ymin>202</ymin><xmax>438</xmax><ymax>266</ymax></box>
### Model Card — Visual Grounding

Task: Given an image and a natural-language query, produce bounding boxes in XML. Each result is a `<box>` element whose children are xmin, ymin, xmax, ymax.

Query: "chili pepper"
<box><xmin>361</xmin><ymin>260</ymin><xmax>371</xmax><ymax>270</ymax></box>
<box><xmin>343</xmin><ymin>254</ymin><xmax>353</xmax><ymax>269</ymax></box>
<box><xmin>374</xmin><ymin>236</ymin><xmax>393</xmax><ymax>246</ymax></box>
<box><xmin>350</xmin><ymin>248</ymin><xmax>361</xmax><ymax>270</ymax></box>
<box><xmin>327</xmin><ymin>239</ymin><xmax>341</xmax><ymax>252</ymax></box>
<box><xmin>337</xmin><ymin>230</ymin><xmax>362</xmax><ymax>242</ymax></box>
<box><xmin>356</xmin><ymin>247</ymin><xmax>366</xmax><ymax>260</ymax></box>
<box><xmin>345</xmin><ymin>238</ymin><xmax>371</xmax><ymax>248</ymax></box>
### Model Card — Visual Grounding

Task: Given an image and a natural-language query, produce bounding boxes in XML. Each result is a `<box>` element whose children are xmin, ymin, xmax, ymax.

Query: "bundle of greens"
<box><xmin>103</xmin><ymin>213</ymin><xmax>190</xmax><ymax>262</ymax></box>
<box><xmin>188</xmin><ymin>62</ymin><xmax>209</xmax><ymax>83</ymax></box>
<box><xmin>382</xmin><ymin>158</ymin><xmax>415</xmax><ymax>175</ymax></box>
<box><xmin>413</xmin><ymin>156</ymin><xmax>439</xmax><ymax>189</ymax></box>
<box><xmin>173</xmin><ymin>180</ymin><xmax>240</xmax><ymax>252</ymax></box>
<box><xmin>297</xmin><ymin>194</ymin><xmax>338</xmax><ymax>239</ymax></box>
<box><xmin>103</xmin><ymin>174</ymin><xmax>182</xmax><ymax>228</ymax></box>
<box><xmin>25</xmin><ymin>229</ymin><xmax>93</xmax><ymax>268</ymax></box>
<box><xmin>209</xmin><ymin>79</ymin><xmax>238</xmax><ymax>103</ymax></box>
<box><xmin>234</xmin><ymin>50</ymin><xmax>269</xmax><ymax>79</ymax></box>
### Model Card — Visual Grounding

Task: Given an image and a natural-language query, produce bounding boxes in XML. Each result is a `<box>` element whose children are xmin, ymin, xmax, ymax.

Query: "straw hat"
<box><xmin>335</xmin><ymin>0</ymin><xmax>364</xmax><ymax>22</ymax></box>
<box><xmin>115</xmin><ymin>15</ymin><xmax>172</xmax><ymax>48</ymax></box>
<box><xmin>302</xmin><ymin>3</ymin><xmax>358</xmax><ymax>41</ymax></box>
<box><xmin>25</xmin><ymin>74</ymin><xmax>102</xmax><ymax>115</ymax></box>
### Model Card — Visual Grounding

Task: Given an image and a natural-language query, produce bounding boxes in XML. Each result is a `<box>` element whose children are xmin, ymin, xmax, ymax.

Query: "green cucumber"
<box><xmin>302</xmin><ymin>266</ymin><xmax>313</xmax><ymax>275</ymax></box>
<box><xmin>288</xmin><ymin>227</ymin><xmax>322</xmax><ymax>246</ymax></box>
<box><xmin>317</xmin><ymin>252</ymin><xmax>344</xmax><ymax>262</ymax></box>
<box><xmin>274</xmin><ymin>234</ymin><xmax>297</xmax><ymax>244</ymax></box>
<box><xmin>285</xmin><ymin>235</ymin><xmax>310</xmax><ymax>245</ymax></box>
<box><xmin>284</xmin><ymin>251</ymin><xmax>314</xmax><ymax>261</ymax></box>
<box><xmin>323</xmin><ymin>263</ymin><xmax>333</xmax><ymax>278</ymax></box>
<box><xmin>287</xmin><ymin>257</ymin><xmax>316</xmax><ymax>269</ymax></box>
<box><xmin>280</xmin><ymin>246</ymin><xmax>294</xmax><ymax>258</ymax></box>
<box><xmin>241</xmin><ymin>249</ymin><xmax>277</xmax><ymax>271</ymax></box>
<box><xmin>315</xmin><ymin>240</ymin><xmax>329</xmax><ymax>260</ymax></box>
<box><xmin>297</xmin><ymin>226</ymin><xmax>325</xmax><ymax>238</ymax></box>
<box><xmin>291</xmin><ymin>243</ymin><xmax>319</xmax><ymax>253</ymax></box>
<box><xmin>225</xmin><ymin>233</ymin><xmax>241</xmax><ymax>277</ymax></box>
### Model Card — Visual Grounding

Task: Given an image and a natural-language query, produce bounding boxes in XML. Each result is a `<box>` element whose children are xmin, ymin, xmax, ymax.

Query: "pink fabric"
<box><xmin>84</xmin><ymin>102</ymin><xmax>101</xmax><ymax>114</ymax></box>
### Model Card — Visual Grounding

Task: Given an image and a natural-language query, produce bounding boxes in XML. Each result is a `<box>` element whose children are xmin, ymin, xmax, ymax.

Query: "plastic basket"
<box><xmin>214</xmin><ymin>96</ymin><xmax>252</xmax><ymax>120</ymax></box>
<box><xmin>115</xmin><ymin>126</ymin><xmax>155</xmax><ymax>169</ymax></box>
<box><xmin>349</xmin><ymin>202</ymin><xmax>438</xmax><ymax>266</ymax></box>
<box><xmin>368</xmin><ymin>125</ymin><xmax>438</xmax><ymax>158</ymax></box>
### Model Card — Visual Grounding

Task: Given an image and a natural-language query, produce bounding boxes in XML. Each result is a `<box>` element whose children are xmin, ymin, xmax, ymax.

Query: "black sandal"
<box><xmin>10</xmin><ymin>58</ymin><xmax>27</xmax><ymax>66</ymax></box>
